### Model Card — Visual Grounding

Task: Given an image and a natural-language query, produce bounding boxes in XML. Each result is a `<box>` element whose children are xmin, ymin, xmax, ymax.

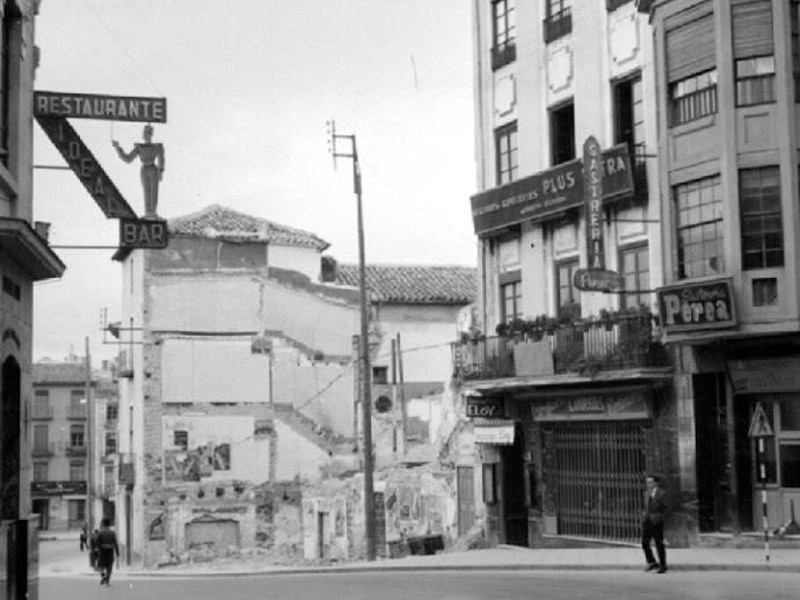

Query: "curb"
<box><xmin>42</xmin><ymin>562</ymin><xmax>800</xmax><ymax>579</ymax></box>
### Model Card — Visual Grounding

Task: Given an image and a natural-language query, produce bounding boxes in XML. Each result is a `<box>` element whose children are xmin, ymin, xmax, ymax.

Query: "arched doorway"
<box><xmin>1</xmin><ymin>355</ymin><xmax>21</xmax><ymax>520</ymax></box>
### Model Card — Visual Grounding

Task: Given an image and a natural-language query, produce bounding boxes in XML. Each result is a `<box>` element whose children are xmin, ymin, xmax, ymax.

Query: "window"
<box><xmin>614</xmin><ymin>75</ymin><xmax>644</xmax><ymax>154</ymax></box>
<box><xmin>2</xmin><ymin>275</ymin><xmax>19</xmax><ymax>300</ymax></box>
<box><xmin>670</xmin><ymin>69</ymin><xmax>718</xmax><ymax>126</ymax></box>
<box><xmin>371</xmin><ymin>366</ymin><xmax>388</xmax><ymax>385</ymax></box>
<box><xmin>792</xmin><ymin>2</ymin><xmax>800</xmax><ymax>102</ymax></box>
<box><xmin>67</xmin><ymin>500</ymin><xmax>85</xmax><ymax>529</ymax></box>
<box><xmin>544</xmin><ymin>0</ymin><xmax>572</xmax><ymax>44</ymax></box>
<box><xmin>732</xmin><ymin>0</ymin><xmax>774</xmax><ymax>106</ymax></box>
<box><xmin>550</xmin><ymin>102</ymin><xmax>574</xmax><ymax>166</ymax></box>
<box><xmin>780</xmin><ymin>400</ymin><xmax>800</xmax><ymax>431</ymax></box>
<box><xmin>780</xmin><ymin>444</ymin><xmax>800</xmax><ymax>488</ymax></box>
<box><xmin>666</xmin><ymin>4</ymin><xmax>716</xmax><ymax>126</ymax></box>
<box><xmin>105</xmin><ymin>432</ymin><xmax>117</xmax><ymax>456</ymax></box>
<box><xmin>0</xmin><ymin>2</ymin><xmax>20</xmax><ymax>166</ymax></box>
<box><xmin>491</xmin><ymin>0</ymin><xmax>516</xmax><ymax>70</ymax></box>
<box><xmin>620</xmin><ymin>245</ymin><xmax>649</xmax><ymax>310</ymax></box>
<box><xmin>33</xmin><ymin>462</ymin><xmax>48</xmax><ymax>482</ymax></box>
<box><xmin>106</xmin><ymin>403</ymin><xmax>118</xmax><ymax>421</ymax></box>
<box><xmin>482</xmin><ymin>463</ymin><xmax>498</xmax><ymax>504</ymax></box>
<box><xmin>69</xmin><ymin>390</ymin><xmax>86</xmax><ymax>419</ymax></box>
<box><xmin>174</xmin><ymin>430</ymin><xmax>188</xmax><ymax>448</ymax></box>
<box><xmin>69</xmin><ymin>461</ymin><xmax>86</xmax><ymax>482</ymax></box>
<box><xmin>33</xmin><ymin>424</ymin><xmax>49</xmax><ymax>454</ymax></box>
<box><xmin>501</xmin><ymin>278</ymin><xmax>522</xmax><ymax>323</ymax></box>
<box><xmin>740</xmin><ymin>167</ymin><xmax>783</xmax><ymax>270</ymax></box>
<box><xmin>736</xmin><ymin>56</ymin><xmax>775</xmax><ymax>106</ymax></box>
<box><xmin>556</xmin><ymin>259</ymin><xmax>580</xmax><ymax>319</ymax></box>
<box><xmin>70</xmin><ymin>424</ymin><xmax>85</xmax><ymax>447</ymax></box>
<box><xmin>674</xmin><ymin>175</ymin><xmax>724</xmax><ymax>279</ymax></box>
<box><xmin>495</xmin><ymin>122</ymin><xmax>518</xmax><ymax>185</ymax></box>
<box><xmin>752</xmin><ymin>278</ymin><xmax>778</xmax><ymax>307</ymax></box>
<box><xmin>33</xmin><ymin>390</ymin><xmax>51</xmax><ymax>419</ymax></box>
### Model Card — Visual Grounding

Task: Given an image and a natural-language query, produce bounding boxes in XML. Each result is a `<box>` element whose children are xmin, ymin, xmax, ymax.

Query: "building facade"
<box><xmin>30</xmin><ymin>361</ymin><xmax>90</xmax><ymax>532</ymax></box>
<box><xmin>0</xmin><ymin>1</ymin><xmax>65</xmax><ymax>596</ymax></box>
<box><xmin>649</xmin><ymin>0</ymin><xmax>800</xmax><ymax>535</ymax></box>
<box><xmin>113</xmin><ymin>204</ymin><xmax>476</xmax><ymax>566</ymax></box>
<box><xmin>455</xmin><ymin>0</ymin><xmax>688</xmax><ymax>547</ymax></box>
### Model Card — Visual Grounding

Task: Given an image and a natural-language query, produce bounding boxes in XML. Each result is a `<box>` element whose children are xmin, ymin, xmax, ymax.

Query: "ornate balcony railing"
<box><xmin>543</xmin><ymin>8</ymin><xmax>572</xmax><ymax>44</ymax></box>
<box><xmin>453</xmin><ymin>313</ymin><xmax>668</xmax><ymax>382</ymax></box>
<box><xmin>65</xmin><ymin>444</ymin><xmax>87</xmax><ymax>456</ymax></box>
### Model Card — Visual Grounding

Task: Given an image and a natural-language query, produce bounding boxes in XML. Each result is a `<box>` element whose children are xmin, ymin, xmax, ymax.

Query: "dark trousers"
<box><xmin>98</xmin><ymin>550</ymin><xmax>115</xmax><ymax>584</ymax></box>
<box><xmin>641</xmin><ymin>519</ymin><xmax>666</xmax><ymax>567</ymax></box>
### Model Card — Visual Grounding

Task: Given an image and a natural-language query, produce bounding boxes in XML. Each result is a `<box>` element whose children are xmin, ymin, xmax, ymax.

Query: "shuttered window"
<box><xmin>732</xmin><ymin>0</ymin><xmax>773</xmax><ymax>60</ymax></box>
<box><xmin>665</xmin><ymin>3</ymin><xmax>715</xmax><ymax>83</ymax></box>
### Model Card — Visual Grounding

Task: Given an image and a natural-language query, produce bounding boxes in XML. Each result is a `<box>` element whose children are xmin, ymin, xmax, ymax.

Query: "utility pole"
<box><xmin>84</xmin><ymin>336</ymin><xmax>94</xmax><ymax>531</ymax></box>
<box><xmin>327</xmin><ymin>119</ymin><xmax>376</xmax><ymax>561</ymax></box>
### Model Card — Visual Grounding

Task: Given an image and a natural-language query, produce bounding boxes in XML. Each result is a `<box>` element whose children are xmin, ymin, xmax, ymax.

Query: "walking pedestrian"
<box><xmin>95</xmin><ymin>518</ymin><xmax>120</xmax><ymax>586</ymax></box>
<box><xmin>642</xmin><ymin>474</ymin><xmax>668</xmax><ymax>573</ymax></box>
<box><xmin>89</xmin><ymin>528</ymin><xmax>99</xmax><ymax>570</ymax></box>
<box><xmin>79</xmin><ymin>524</ymin><xmax>87</xmax><ymax>552</ymax></box>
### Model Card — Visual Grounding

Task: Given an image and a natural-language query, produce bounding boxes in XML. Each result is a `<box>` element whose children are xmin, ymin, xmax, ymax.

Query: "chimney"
<box><xmin>320</xmin><ymin>255</ymin><xmax>337</xmax><ymax>283</ymax></box>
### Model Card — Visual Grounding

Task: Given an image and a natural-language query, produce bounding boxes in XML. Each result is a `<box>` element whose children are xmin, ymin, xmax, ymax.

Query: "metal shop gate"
<box><xmin>549</xmin><ymin>421</ymin><xmax>647</xmax><ymax>543</ymax></box>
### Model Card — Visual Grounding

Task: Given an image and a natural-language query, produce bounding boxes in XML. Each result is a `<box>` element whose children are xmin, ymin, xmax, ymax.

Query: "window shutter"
<box><xmin>665</xmin><ymin>2</ymin><xmax>715</xmax><ymax>82</ymax></box>
<box><xmin>732</xmin><ymin>0</ymin><xmax>773</xmax><ymax>59</ymax></box>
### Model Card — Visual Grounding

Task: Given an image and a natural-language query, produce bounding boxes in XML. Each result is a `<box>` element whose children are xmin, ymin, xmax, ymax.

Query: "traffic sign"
<box><xmin>748</xmin><ymin>402</ymin><xmax>774</xmax><ymax>438</ymax></box>
<box><xmin>573</xmin><ymin>268</ymin><xmax>624</xmax><ymax>293</ymax></box>
<box><xmin>119</xmin><ymin>218</ymin><xmax>169</xmax><ymax>249</ymax></box>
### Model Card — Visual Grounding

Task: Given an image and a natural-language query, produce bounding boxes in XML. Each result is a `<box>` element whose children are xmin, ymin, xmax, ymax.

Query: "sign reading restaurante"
<box><xmin>656</xmin><ymin>278</ymin><xmax>737</xmax><ymax>332</ymax></box>
<box><xmin>34</xmin><ymin>91</ymin><xmax>168</xmax><ymax>123</ymax></box>
<box><xmin>470</xmin><ymin>143</ymin><xmax>633</xmax><ymax>235</ymax></box>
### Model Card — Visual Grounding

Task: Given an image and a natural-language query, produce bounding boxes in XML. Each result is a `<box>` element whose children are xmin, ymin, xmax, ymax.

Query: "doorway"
<box><xmin>501</xmin><ymin>425</ymin><xmax>528</xmax><ymax>546</ymax></box>
<box><xmin>32</xmin><ymin>499</ymin><xmax>49</xmax><ymax>531</ymax></box>
<box><xmin>0</xmin><ymin>356</ymin><xmax>21</xmax><ymax>521</ymax></box>
<box><xmin>456</xmin><ymin>466</ymin><xmax>475</xmax><ymax>535</ymax></box>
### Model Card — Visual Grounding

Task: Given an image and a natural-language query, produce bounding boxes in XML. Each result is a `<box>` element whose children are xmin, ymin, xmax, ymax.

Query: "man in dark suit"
<box><xmin>642</xmin><ymin>474</ymin><xmax>667</xmax><ymax>573</ymax></box>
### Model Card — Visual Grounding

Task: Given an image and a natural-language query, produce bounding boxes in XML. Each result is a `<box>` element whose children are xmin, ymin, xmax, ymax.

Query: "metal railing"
<box><xmin>67</xmin><ymin>407</ymin><xmax>87</xmax><ymax>420</ymax></box>
<box><xmin>452</xmin><ymin>314</ymin><xmax>667</xmax><ymax>382</ymax></box>
<box><xmin>671</xmin><ymin>85</ymin><xmax>717</xmax><ymax>126</ymax></box>
<box><xmin>32</xmin><ymin>442</ymin><xmax>55</xmax><ymax>457</ymax></box>
<box><xmin>543</xmin><ymin>8</ymin><xmax>572</xmax><ymax>44</ymax></box>
<box><xmin>491</xmin><ymin>42</ymin><xmax>516</xmax><ymax>70</ymax></box>
<box><xmin>32</xmin><ymin>406</ymin><xmax>54</xmax><ymax>420</ymax></box>
<box><xmin>65</xmin><ymin>444</ymin><xmax>87</xmax><ymax>456</ymax></box>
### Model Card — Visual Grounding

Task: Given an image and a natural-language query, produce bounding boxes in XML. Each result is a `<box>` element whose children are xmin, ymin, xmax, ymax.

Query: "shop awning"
<box><xmin>474</xmin><ymin>419</ymin><xmax>516</xmax><ymax>445</ymax></box>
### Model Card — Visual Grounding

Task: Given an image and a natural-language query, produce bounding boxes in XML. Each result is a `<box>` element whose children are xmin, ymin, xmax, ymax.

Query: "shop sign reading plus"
<box><xmin>657</xmin><ymin>278</ymin><xmax>737</xmax><ymax>332</ymax></box>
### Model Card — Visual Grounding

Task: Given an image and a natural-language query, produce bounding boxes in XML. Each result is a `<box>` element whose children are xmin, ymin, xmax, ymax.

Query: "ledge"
<box><xmin>0</xmin><ymin>217</ymin><xmax>65</xmax><ymax>280</ymax></box>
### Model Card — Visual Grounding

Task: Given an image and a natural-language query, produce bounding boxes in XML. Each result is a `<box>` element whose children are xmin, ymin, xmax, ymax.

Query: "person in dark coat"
<box><xmin>89</xmin><ymin>528</ymin><xmax>99</xmax><ymax>570</ymax></box>
<box><xmin>95</xmin><ymin>518</ymin><xmax>120</xmax><ymax>586</ymax></box>
<box><xmin>642</xmin><ymin>474</ymin><xmax>668</xmax><ymax>573</ymax></box>
<box><xmin>79</xmin><ymin>524</ymin><xmax>87</xmax><ymax>552</ymax></box>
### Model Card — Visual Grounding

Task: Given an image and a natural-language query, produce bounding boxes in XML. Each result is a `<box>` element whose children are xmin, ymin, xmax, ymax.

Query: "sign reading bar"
<box><xmin>30</xmin><ymin>480</ymin><xmax>87</xmax><ymax>496</ymax></box>
<box><xmin>471</xmin><ymin>144</ymin><xmax>633</xmax><ymax>235</ymax></box>
<box><xmin>119</xmin><ymin>218</ymin><xmax>169</xmax><ymax>249</ymax></box>
<box><xmin>573</xmin><ymin>268</ymin><xmax>624</xmax><ymax>293</ymax></box>
<box><xmin>584</xmin><ymin>136</ymin><xmax>605</xmax><ymax>270</ymax></box>
<box><xmin>34</xmin><ymin>91</ymin><xmax>167</xmax><ymax>123</ymax></box>
<box><xmin>466</xmin><ymin>397</ymin><xmax>505</xmax><ymax>418</ymax></box>
<box><xmin>657</xmin><ymin>278</ymin><xmax>736</xmax><ymax>332</ymax></box>
<box><xmin>36</xmin><ymin>116</ymin><xmax>136</xmax><ymax>219</ymax></box>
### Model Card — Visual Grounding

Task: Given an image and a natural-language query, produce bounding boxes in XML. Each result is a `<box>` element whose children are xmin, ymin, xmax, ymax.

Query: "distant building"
<box><xmin>112</xmin><ymin>204</ymin><xmax>476</xmax><ymax>566</ymax></box>
<box><xmin>31</xmin><ymin>362</ymin><xmax>91</xmax><ymax>532</ymax></box>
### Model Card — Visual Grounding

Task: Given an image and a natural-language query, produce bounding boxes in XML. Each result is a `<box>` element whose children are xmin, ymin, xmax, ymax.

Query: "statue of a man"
<box><xmin>112</xmin><ymin>124</ymin><xmax>165</xmax><ymax>218</ymax></box>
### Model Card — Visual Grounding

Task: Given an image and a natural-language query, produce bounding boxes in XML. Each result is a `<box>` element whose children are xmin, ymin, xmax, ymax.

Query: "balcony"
<box><xmin>32</xmin><ymin>406</ymin><xmax>54</xmax><ymax>420</ymax></box>
<box><xmin>543</xmin><ymin>8</ymin><xmax>572</xmax><ymax>44</ymax></box>
<box><xmin>32</xmin><ymin>443</ymin><xmax>55</xmax><ymax>457</ymax></box>
<box><xmin>65</xmin><ymin>444</ymin><xmax>87</xmax><ymax>457</ymax></box>
<box><xmin>452</xmin><ymin>312</ymin><xmax>668</xmax><ymax>382</ymax></box>
<box><xmin>67</xmin><ymin>407</ymin><xmax>87</xmax><ymax>420</ymax></box>
<box><xmin>491</xmin><ymin>42</ymin><xmax>516</xmax><ymax>71</ymax></box>
<box><xmin>671</xmin><ymin>85</ymin><xmax>717</xmax><ymax>127</ymax></box>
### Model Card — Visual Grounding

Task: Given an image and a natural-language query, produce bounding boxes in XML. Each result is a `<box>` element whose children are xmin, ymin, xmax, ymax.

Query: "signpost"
<box><xmin>749</xmin><ymin>402</ymin><xmax>774</xmax><ymax>562</ymax></box>
<box><xmin>583</xmin><ymin>136</ymin><xmax>605</xmax><ymax>270</ymax></box>
<box><xmin>657</xmin><ymin>278</ymin><xmax>737</xmax><ymax>333</ymax></box>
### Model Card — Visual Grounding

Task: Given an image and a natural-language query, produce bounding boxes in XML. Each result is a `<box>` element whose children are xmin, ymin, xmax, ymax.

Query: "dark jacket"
<box><xmin>643</xmin><ymin>487</ymin><xmax>667</xmax><ymax>524</ymax></box>
<box><xmin>95</xmin><ymin>528</ymin><xmax>119</xmax><ymax>558</ymax></box>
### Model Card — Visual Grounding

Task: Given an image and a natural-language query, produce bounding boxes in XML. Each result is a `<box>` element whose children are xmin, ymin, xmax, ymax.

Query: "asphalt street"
<box><xmin>39</xmin><ymin>570</ymin><xmax>800</xmax><ymax>600</ymax></box>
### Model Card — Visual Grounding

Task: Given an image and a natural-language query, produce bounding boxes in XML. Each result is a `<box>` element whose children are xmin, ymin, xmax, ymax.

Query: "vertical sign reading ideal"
<box><xmin>584</xmin><ymin>136</ymin><xmax>604</xmax><ymax>270</ymax></box>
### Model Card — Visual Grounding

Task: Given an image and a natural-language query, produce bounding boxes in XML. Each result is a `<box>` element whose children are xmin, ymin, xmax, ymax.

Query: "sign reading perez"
<box><xmin>657</xmin><ymin>278</ymin><xmax>736</xmax><ymax>333</ymax></box>
<box><xmin>119</xmin><ymin>218</ymin><xmax>169</xmax><ymax>249</ymax></box>
<box><xmin>465</xmin><ymin>397</ymin><xmax>505</xmax><ymax>418</ymax></box>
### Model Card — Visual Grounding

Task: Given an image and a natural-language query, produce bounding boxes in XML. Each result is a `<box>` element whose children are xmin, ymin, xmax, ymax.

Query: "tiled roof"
<box><xmin>334</xmin><ymin>263</ymin><xmax>477</xmax><ymax>305</ymax></box>
<box><xmin>168</xmin><ymin>204</ymin><xmax>330</xmax><ymax>251</ymax></box>
<box><xmin>33</xmin><ymin>362</ymin><xmax>88</xmax><ymax>385</ymax></box>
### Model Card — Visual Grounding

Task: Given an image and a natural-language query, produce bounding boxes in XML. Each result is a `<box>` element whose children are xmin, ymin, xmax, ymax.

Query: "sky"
<box><xmin>32</xmin><ymin>0</ymin><xmax>477</xmax><ymax>364</ymax></box>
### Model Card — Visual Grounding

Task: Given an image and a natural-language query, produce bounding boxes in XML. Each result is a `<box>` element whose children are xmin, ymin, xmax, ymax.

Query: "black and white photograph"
<box><xmin>1</xmin><ymin>1</ymin><xmax>800</xmax><ymax>599</ymax></box>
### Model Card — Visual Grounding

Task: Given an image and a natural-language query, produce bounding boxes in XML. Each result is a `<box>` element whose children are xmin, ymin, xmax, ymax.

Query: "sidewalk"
<box><xmin>39</xmin><ymin>545</ymin><xmax>800</xmax><ymax>578</ymax></box>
